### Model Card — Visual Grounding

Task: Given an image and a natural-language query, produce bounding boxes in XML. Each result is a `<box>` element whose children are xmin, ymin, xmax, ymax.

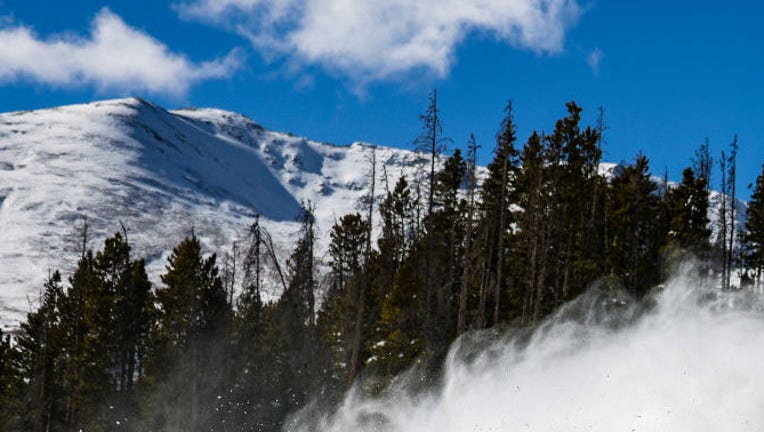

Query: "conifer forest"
<box><xmin>2</xmin><ymin>94</ymin><xmax>764</xmax><ymax>432</ymax></box>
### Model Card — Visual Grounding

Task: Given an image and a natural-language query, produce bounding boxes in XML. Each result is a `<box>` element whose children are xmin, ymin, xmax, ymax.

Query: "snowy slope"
<box><xmin>0</xmin><ymin>98</ymin><xmax>424</xmax><ymax>328</ymax></box>
<box><xmin>0</xmin><ymin>98</ymin><xmax>747</xmax><ymax>329</ymax></box>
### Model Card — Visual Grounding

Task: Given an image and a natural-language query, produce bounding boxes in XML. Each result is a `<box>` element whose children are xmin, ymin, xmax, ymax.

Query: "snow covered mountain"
<box><xmin>0</xmin><ymin>97</ymin><xmax>423</xmax><ymax>328</ymax></box>
<box><xmin>0</xmin><ymin>98</ymin><xmax>747</xmax><ymax>329</ymax></box>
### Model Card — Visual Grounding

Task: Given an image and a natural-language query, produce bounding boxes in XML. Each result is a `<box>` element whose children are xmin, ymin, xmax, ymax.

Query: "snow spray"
<box><xmin>287</xmin><ymin>264</ymin><xmax>764</xmax><ymax>431</ymax></box>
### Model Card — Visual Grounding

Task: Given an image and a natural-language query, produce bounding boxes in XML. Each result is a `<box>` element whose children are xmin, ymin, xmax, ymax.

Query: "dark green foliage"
<box><xmin>0</xmin><ymin>328</ymin><xmax>23</xmax><ymax>430</ymax></box>
<box><xmin>369</xmin><ymin>254</ymin><xmax>426</xmax><ymax>377</ymax></box>
<box><xmin>666</xmin><ymin>167</ymin><xmax>712</xmax><ymax>255</ymax></box>
<box><xmin>368</xmin><ymin>149</ymin><xmax>469</xmax><ymax>377</ymax></box>
<box><xmin>509</xmin><ymin>102</ymin><xmax>604</xmax><ymax>324</ymax></box>
<box><xmin>743</xmin><ymin>162</ymin><xmax>764</xmax><ymax>286</ymax></box>
<box><xmin>328</xmin><ymin>213</ymin><xmax>368</xmax><ymax>295</ymax></box>
<box><xmin>378</xmin><ymin>176</ymin><xmax>414</xmax><ymax>275</ymax></box>
<box><xmin>18</xmin><ymin>271</ymin><xmax>66</xmax><ymax>432</ymax></box>
<box><xmin>427</xmin><ymin>149</ymin><xmax>467</xmax><ymax>348</ymax></box>
<box><xmin>606</xmin><ymin>154</ymin><xmax>668</xmax><ymax>296</ymax></box>
<box><xmin>2</xmin><ymin>98</ymin><xmax>759</xmax><ymax>432</ymax></box>
<box><xmin>261</xmin><ymin>205</ymin><xmax>322</xmax><ymax>427</ymax></box>
<box><xmin>693</xmin><ymin>138</ymin><xmax>713</xmax><ymax>192</ymax></box>
<box><xmin>318</xmin><ymin>213</ymin><xmax>369</xmax><ymax>392</ymax></box>
<box><xmin>94</xmin><ymin>232</ymin><xmax>155</xmax><ymax>430</ymax></box>
<box><xmin>512</xmin><ymin>131</ymin><xmax>547</xmax><ymax>324</ymax></box>
<box><xmin>476</xmin><ymin>100</ymin><xmax>520</xmax><ymax>328</ymax></box>
<box><xmin>146</xmin><ymin>234</ymin><xmax>232</xmax><ymax>431</ymax></box>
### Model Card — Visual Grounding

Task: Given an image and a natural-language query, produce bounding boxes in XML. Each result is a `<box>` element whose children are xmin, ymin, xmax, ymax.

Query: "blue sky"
<box><xmin>0</xmin><ymin>1</ymin><xmax>762</xmax><ymax>198</ymax></box>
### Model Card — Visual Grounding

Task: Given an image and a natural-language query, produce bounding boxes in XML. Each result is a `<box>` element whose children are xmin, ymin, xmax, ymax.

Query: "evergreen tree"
<box><xmin>742</xmin><ymin>162</ymin><xmax>764</xmax><ymax>288</ymax></box>
<box><xmin>414</xmin><ymin>89</ymin><xmax>450</xmax><ymax>220</ymax></box>
<box><xmin>327</xmin><ymin>213</ymin><xmax>368</xmax><ymax>296</ymax></box>
<box><xmin>227</xmin><ymin>218</ymin><xmax>273</xmax><ymax>431</ymax></box>
<box><xmin>17</xmin><ymin>271</ymin><xmax>66</xmax><ymax>432</ymax></box>
<box><xmin>716</xmin><ymin>136</ymin><xmax>739</xmax><ymax>289</ymax></box>
<box><xmin>93</xmin><ymin>232</ymin><xmax>154</xmax><ymax>429</ymax></box>
<box><xmin>0</xmin><ymin>328</ymin><xmax>23</xmax><ymax>430</ymax></box>
<box><xmin>318</xmin><ymin>213</ymin><xmax>369</xmax><ymax>394</ymax></box>
<box><xmin>266</xmin><ymin>205</ymin><xmax>321</xmax><ymax>426</ymax></box>
<box><xmin>457</xmin><ymin>135</ymin><xmax>480</xmax><ymax>336</ymax></box>
<box><xmin>693</xmin><ymin>138</ymin><xmax>713</xmax><ymax>193</ymax></box>
<box><xmin>512</xmin><ymin>102</ymin><xmax>603</xmax><ymax>322</ymax></box>
<box><xmin>59</xmin><ymin>250</ymin><xmax>99</xmax><ymax>431</ymax></box>
<box><xmin>378</xmin><ymin>175</ymin><xmax>414</xmax><ymax>276</ymax></box>
<box><xmin>547</xmin><ymin>101</ymin><xmax>603</xmax><ymax>305</ymax></box>
<box><xmin>369</xmin><ymin>253</ymin><xmax>426</xmax><ymax>378</ymax></box>
<box><xmin>367</xmin><ymin>175</ymin><xmax>417</xmax><ymax>377</ymax></box>
<box><xmin>147</xmin><ymin>234</ymin><xmax>231</xmax><ymax>432</ymax></box>
<box><xmin>477</xmin><ymin>100</ymin><xmax>520</xmax><ymax>327</ymax></box>
<box><xmin>666</xmin><ymin>167</ymin><xmax>712</xmax><ymax>262</ymax></box>
<box><xmin>371</xmin><ymin>150</ymin><xmax>467</xmax><ymax>376</ymax></box>
<box><xmin>514</xmin><ymin>131</ymin><xmax>547</xmax><ymax>324</ymax></box>
<box><xmin>413</xmin><ymin>89</ymin><xmax>451</xmax><ymax>350</ymax></box>
<box><xmin>428</xmin><ymin>149</ymin><xmax>467</xmax><ymax>348</ymax></box>
<box><xmin>348</xmin><ymin>149</ymin><xmax>377</xmax><ymax>386</ymax></box>
<box><xmin>606</xmin><ymin>154</ymin><xmax>666</xmax><ymax>296</ymax></box>
<box><xmin>723</xmin><ymin>136</ymin><xmax>738</xmax><ymax>289</ymax></box>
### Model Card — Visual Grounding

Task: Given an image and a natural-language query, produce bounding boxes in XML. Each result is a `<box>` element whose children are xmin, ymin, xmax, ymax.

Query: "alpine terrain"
<box><xmin>0</xmin><ymin>97</ymin><xmax>421</xmax><ymax>328</ymax></box>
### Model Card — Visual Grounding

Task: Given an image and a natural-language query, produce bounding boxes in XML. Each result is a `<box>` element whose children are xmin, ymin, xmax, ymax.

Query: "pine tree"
<box><xmin>0</xmin><ymin>328</ymin><xmax>23</xmax><ymax>430</ymax></box>
<box><xmin>228</xmin><ymin>218</ymin><xmax>272</xmax><ymax>431</ymax></box>
<box><xmin>550</xmin><ymin>101</ymin><xmax>603</xmax><ymax>304</ymax></box>
<box><xmin>93</xmin><ymin>232</ymin><xmax>154</xmax><ymax>427</ymax></box>
<box><xmin>266</xmin><ymin>205</ymin><xmax>321</xmax><ymax>426</ymax></box>
<box><xmin>327</xmin><ymin>214</ymin><xmax>367</xmax><ymax>296</ymax></box>
<box><xmin>147</xmin><ymin>234</ymin><xmax>231</xmax><ymax>431</ymax></box>
<box><xmin>457</xmin><ymin>135</ymin><xmax>480</xmax><ymax>335</ymax></box>
<box><xmin>725</xmin><ymin>136</ymin><xmax>738</xmax><ymax>289</ymax></box>
<box><xmin>666</xmin><ymin>167</ymin><xmax>712</xmax><ymax>263</ymax></box>
<box><xmin>742</xmin><ymin>162</ymin><xmax>764</xmax><ymax>289</ymax></box>
<box><xmin>319</xmin><ymin>213</ymin><xmax>369</xmax><ymax>391</ymax></box>
<box><xmin>369</xmin><ymin>254</ymin><xmax>426</xmax><ymax>378</ymax></box>
<box><xmin>414</xmin><ymin>89</ymin><xmax>450</xmax><ymax>220</ymax></box>
<box><xmin>378</xmin><ymin>175</ymin><xmax>414</xmax><ymax>276</ymax></box>
<box><xmin>693</xmin><ymin>138</ymin><xmax>713</xmax><ymax>193</ymax></box>
<box><xmin>367</xmin><ymin>175</ymin><xmax>417</xmax><ymax>377</ymax></box>
<box><xmin>513</xmin><ymin>102</ymin><xmax>602</xmax><ymax>322</ymax></box>
<box><xmin>347</xmin><ymin>149</ymin><xmax>377</xmax><ymax>386</ymax></box>
<box><xmin>606</xmin><ymin>154</ymin><xmax>666</xmax><ymax>296</ymax></box>
<box><xmin>716</xmin><ymin>136</ymin><xmax>739</xmax><ymax>289</ymax></box>
<box><xmin>428</xmin><ymin>149</ymin><xmax>467</xmax><ymax>347</ymax></box>
<box><xmin>477</xmin><ymin>100</ymin><xmax>520</xmax><ymax>327</ymax></box>
<box><xmin>59</xmin><ymin>250</ymin><xmax>99</xmax><ymax>431</ymax></box>
<box><xmin>514</xmin><ymin>131</ymin><xmax>546</xmax><ymax>324</ymax></box>
<box><xmin>413</xmin><ymin>89</ymin><xmax>451</xmax><ymax>349</ymax></box>
<box><xmin>17</xmin><ymin>271</ymin><xmax>66</xmax><ymax>432</ymax></box>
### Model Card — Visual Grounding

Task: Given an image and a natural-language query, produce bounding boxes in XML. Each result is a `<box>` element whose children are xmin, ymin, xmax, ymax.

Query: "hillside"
<box><xmin>0</xmin><ymin>98</ymin><xmax>747</xmax><ymax>329</ymax></box>
<box><xmin>0</xmin><ymin>98</ymin><xmax>422</xmax><ymax>327</ymax></box>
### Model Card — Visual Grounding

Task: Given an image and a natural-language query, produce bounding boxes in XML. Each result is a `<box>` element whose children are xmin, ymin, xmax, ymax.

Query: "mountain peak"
<box><xmin>0</xmin><ymin>98</ymin><xmax>419</xmax><ymax>327</ymax></box>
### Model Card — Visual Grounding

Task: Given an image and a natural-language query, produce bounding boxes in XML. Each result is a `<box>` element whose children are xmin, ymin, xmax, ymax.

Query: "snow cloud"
<box><xmin>0</xmin><ymin>8</ymin><xmax>241</xmax><ymax>97</ymax></box>
<box><xmin>175</xmin><ymin>0</ymin><xmax>582</xmax><ymax>86</ymax></box>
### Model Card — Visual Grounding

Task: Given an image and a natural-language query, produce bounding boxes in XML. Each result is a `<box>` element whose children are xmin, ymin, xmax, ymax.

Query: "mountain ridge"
<box><xmin>0</xmin><ymin>97</ymin><xmax>422</xmax><ymax>327</ymax></box>
<box><xmin>0</xmin><ymin>97</ymin><xmax>747</xmax><ymax>328</ymax></box>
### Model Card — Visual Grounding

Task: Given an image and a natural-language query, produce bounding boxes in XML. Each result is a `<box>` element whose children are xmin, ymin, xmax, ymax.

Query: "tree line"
<box><xmin>1</xmin><ymin>94</ymin><xmax>764</xmax><ymax>431</ymax></box>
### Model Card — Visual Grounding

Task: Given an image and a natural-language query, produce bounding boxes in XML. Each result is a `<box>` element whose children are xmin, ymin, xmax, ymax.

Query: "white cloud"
<box><xmin>587</xmin><ymin>48</ymin><xmax>604</xmax><ymax>76</ymax></box>
<box><xmin>176</xmin><ymin>0</ymin><xmax>582</xmax><ymax>86</ymax></box>
<box><xmin>0</xmin><ymin>8</ymin><xmax>242</xmax><ymax>96</ymax></box>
